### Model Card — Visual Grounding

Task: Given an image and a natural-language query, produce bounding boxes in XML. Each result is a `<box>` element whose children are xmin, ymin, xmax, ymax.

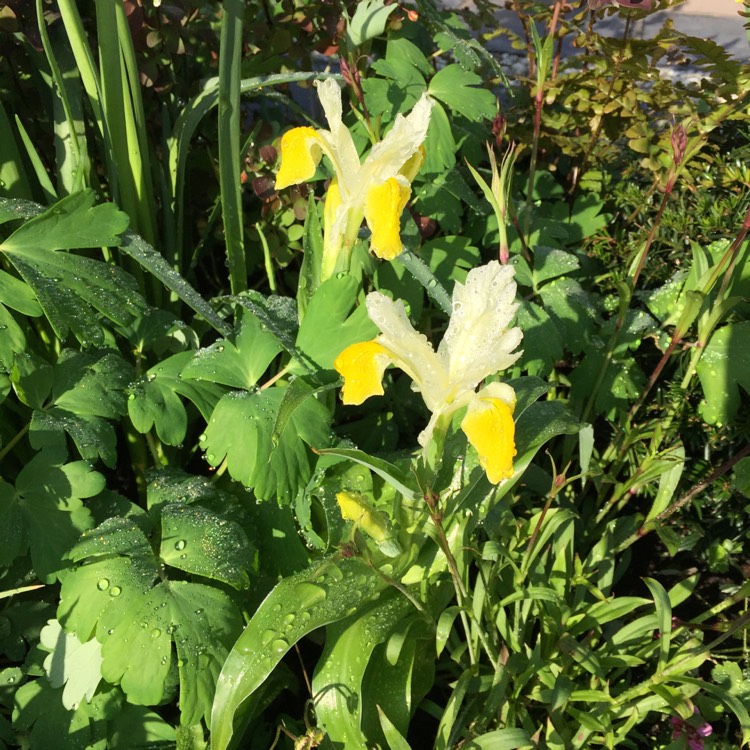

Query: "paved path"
<box><xmin>442</xmin><ymin>1</ymin><xmax>750</xmax><ymax>60</ymax></box>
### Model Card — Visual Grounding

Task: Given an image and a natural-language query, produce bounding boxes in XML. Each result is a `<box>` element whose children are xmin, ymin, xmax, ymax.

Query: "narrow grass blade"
<box><xmin>217</xmin><ymin>0</ymin><xmax>246</xmax><ymax>293</ymax></box>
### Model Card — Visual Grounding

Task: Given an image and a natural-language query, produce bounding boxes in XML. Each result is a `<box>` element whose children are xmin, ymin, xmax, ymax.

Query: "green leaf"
<box><xmin>1</xmin><ymin>191</ymin><xmax>128</xmax><ymax>250</ymax></box>
<box><xmin>13</xmin><ymin>679</ymin><xmax>115</xmax><ymax>750</ymax></box>
<box><xmin>696</xmin><ymin>321</ymin><xmax>750</xmax><ymax>426</ymax></box>
<box><xmin>181</xmin><ymin>310</ymin><xmax>283</xmax><ymax>390</ymax></box>
<box><xmin>377</xmin><ymin>706</ymin><xmax>412</xmax><ymax>750</ymax></box>
<box><xmin>539</xmin><ymin>277</ymin><xmax>600</xmax><ymax>356</ymax></box>
<box><xmin>100</xmin><ymin>580</ymin><xmax>241</xmax><ymax>725</ymax></box>
<box><xmin>128</xmin><ymin>351</ymin><xmax>225</xmax><ymax>446</ymax></box>
<box><xmin>644</xmin><ymin>577</ymin><xmax>672</xmax><ymax>672</ymax></box>
<box><xmin>0</xmin><ymin>450</ymin><xmax>100</xmax><ymax>581</ymax></box>
<box><xmin>29</xmin><ymin>350</ymin><xmax>134</xmax><ymax>466</ymax></box>
<box><xmin>428</xmin><ymin>65</ymin><xmax>495</xmax><ymax>122</ymax></box>
<box><xmin>10</xmin><ymin>351</ymin><xmax>53</xmax><ymax>409</ymax></box>
<box><xmin>314</xmin><ymin>447</ymin><xmax>417</xmax><ymax>501</ymax></box>
<box><xmin>312</xmin><ymin>591</ymin><xmax>413</xmax><ymax>746</ymax></box>
<box><xmin>159</xmin><ymin>504</ymin><xmax>253</xmax><ymax>590</ymax></box>
<box><xmin>294</xmin><ymin>275</ymin><xmax>377</xmax><ymax>373</ymax></box>
<box><xmin>464</xmin><ymin>728</ymin><xmax>534</xmax><ymax>750</ymax></box>
<box><xmin>516</xmin><ymin>301</ymin><xmax>563</xmax><ymax>378</ymax></box>
<box><xmin>298</xmin><ymin>195</ymin><xmax>324</xmax><ymax>317</ymax></box>
<box><xmin>210</xmin><ymin>556</ymin><xmax>387</xmax><ymax>750</ymax></box>
<box><xmin>0</xmin><ymin>268</ymin><xmax>42</xmax><ymax>316</ymax></box>
<box><xmin>0</xmin><ymin>191</ymin><xmax>147</xmax><ymax>346</ymax></box>
<box><xmin>233</xmin><ymin>292</ymin><xmax>302</xmax><ymax>367</ymax></box>
<box><xmin>346</xmin><ymin>0</ymin><xmax>397</xmax><ymax>48</ymax></box>
<box><xmin>58</xmin><ymin>517</ymin><xmax>159</xmax><ymax>642</ymax></box>
<box><xmin>59</xmin><ymin>517</ymin><xmax>242</xmax><ymax>726</ymax></box>
<box><xmin>201</xmin><ymin>385</ymin><xmax>331</xmax><ymax>503</ymax></box>
<box><xmin>40</xmin><ymin>619</ymin><xmax>103</xmax><ymax>709</ymax></box>
<box><xmin>119</xmin><ymin>230</ymin><xmax>230</xmax><ymax>336</ymax></box>
<box><xmin>532</xmin><ymin>247</ymin><xmax>580</xmax><ymax>287</ymax></box>
<box><xmin>0</xmin><ymin>304</ymin><xmax>27</xmax><ymax>370</ymax></box>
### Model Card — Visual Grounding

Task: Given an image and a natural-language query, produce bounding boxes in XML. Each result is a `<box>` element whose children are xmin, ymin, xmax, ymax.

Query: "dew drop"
<box><xmin>174</xmin><ymin>539</ymin><xmax>187</xmax><ymax>551</ymax></box>
<box><xmin>260</xmin><ymin>629</ymin><xmax>276</xmax><ymax>647</ymax></box>
<box><xmin>151</xmin><ymin>628</ymin><xmax>162</xmax><ymax>638</ymax></box>
<box><xmin>109</xmin><ymin>586</ymin><xmax>122</xmax><ymax>597</ymax></box>
<box><xmin>271</xmin><ymin>638</ymin><xmax>289</xmax><ymax>655</ymax></box>
<box><xmin>97</xmin><ymin>578</ymin><xmax>110</xmax><ymax>591</ymax></box>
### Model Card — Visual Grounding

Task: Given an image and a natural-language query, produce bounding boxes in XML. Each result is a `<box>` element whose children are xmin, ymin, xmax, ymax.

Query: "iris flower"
<box><xmin>334</xmin><ymin>261</ymin><xmax>523</xmax><ymax>483</ymax></box>
<box><xmin>275</xmin><ymin>78</ymin><xmax>432</xmax><ymax>279</ymax></box>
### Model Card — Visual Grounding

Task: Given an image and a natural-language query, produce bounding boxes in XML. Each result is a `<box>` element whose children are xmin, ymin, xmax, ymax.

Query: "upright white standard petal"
<box><xmin>438</xmin><ymin>261</ymin><xmax>523</xmax><ymax>392</ymax></box>
<box><xmin>365</xmin><ymin>292</ymin><xmax>448</xmax><ymax>410</ymax></box>
<box><xmin>315</xmin><ymin>78</ymin><xmax>360</xmax><ymax>182</ymax></box>
<box><xmin>334</xmin><ymin>263</ymin><xmax>524</xmax><ymax>483</ymax></box>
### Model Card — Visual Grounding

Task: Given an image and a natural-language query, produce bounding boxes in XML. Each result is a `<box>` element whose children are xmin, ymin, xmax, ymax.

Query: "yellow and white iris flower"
<box><xmin>275</xmin><ymin>78</ymin><xmax>432</xmax><ymax>280</ymax></box>
<box><xmin>334</xmin><ymin>261</ymin><xmax>523</xmax><ymax>483</ymax></box>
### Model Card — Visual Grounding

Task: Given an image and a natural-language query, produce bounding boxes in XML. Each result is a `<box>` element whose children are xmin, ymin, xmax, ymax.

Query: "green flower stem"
<box><xmin>0</xmin><ymin>422</ymin><xmax>29</xmax><ymax>466</ymax></box>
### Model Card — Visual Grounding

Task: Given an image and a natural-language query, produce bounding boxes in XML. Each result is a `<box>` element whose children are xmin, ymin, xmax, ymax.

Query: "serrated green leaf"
<box><xmin>159</xmin><ymin>504</ymin><xmax>253</xmax><ymax>589</ymax></box>
<box><xmin>202</xmin><ymin>386</ymin><xmax>330</xmax><ymax>503</ymax></box>
<box><xmin>540</xmin><ymin>278</ymin><xmax>600</xmax><ymax>356</ymax></box>
<box><xmin>0</xmin><ymin>268</ymin><xmax>41</xmax><ymax>316</ymax></box>
<box><xmin>31</xmin><ymin>408</ymin><xmax>118</xmax><ymax>467</ymax></box>
<box><xmin>428</xmin><ymin>65</ymin><xmax>495</xmax><ymax>122</ymax></box>
<box><xmin>210</xmin><ymin>556</ymin><xmax>386</xmax><ymax>750</ymax></box>
<box><xmin>0</xmin><ymin>303</ymin><xmax>27</xmax><ymax>370</ymax></box>
<box><xmin>128</xmin><ymin>351</ymin><xmax>224</xmax><ymax>446</ymax></box>
<box><xmin>12</xmin><ymin>678</ymin><xmax>113</xmax><ymax>750</ymax></box>
<box><xmin>532</xmin><ymin>247</ymin><xmax>580</xmax><ymax>287</ymax></box>
<box><xmin>294</xmin><ymin>275</ymin><xmax>377</xmax><ymax>373</ymax></box>
<box><xmin>365</xmin><ymin>59</ymin><xmax>426</xmax><ymax>120</ymax></box>
<box><xmin>181</xmin><ymin>311</ymin><xmax>283</xmax><ymax>389</ymax></box>
<box><xmin>0</xmin><ymin>192</ymin><xmax>147</xmax><ymax>347</ymax></box>
<box><xmin>40</xmin><ymin>619</ymin><xmax>103</xmax><ymax>709</ymax></box>
<box><xmin>28</xmin><ymin>350</ymin><xmax>133</xmax><ymax>466</ymax></box>
<box><xmin>233</xmin><ymin>292</ymin><xmax>300</xmax><ymax>365</ymax></box>
<box><xmin>346</xmin><ymin>0</ymin><xmax>397</xmax><ymax>48</ymax></box>
<box><xmin>99</xmin><ymin>580</ymin><xmax>241</xmax><ymax>726</ymax></box>
<box><xmin>1</xmin><ymin>451</ymin><xmax>101</xmax><ymax>581</ymax></box>
<box><xmin>10</xmin><ymin>351</ymin><xmax>53</xmax><ymax>409</ymax></box>
<box><xmin>60</xmin><ymin>516</ymin><xmax>241</xmax><ymax>726</ymax></box>
<box><xmin>696</xmin><ymin>322</ymin><xmax>750</xmax><ymax>426</ymax></box>
<box><xmin>50</xmin><ymin>350</ymin><xmax>132</xmax><ymax>419</ymax></box>
<box><xmin>1</xmin><ymin>191</ymin><xmax>128</xmax><ymax>250</ymax></box>
<box><xmin>59</xmin><ymin>517</ymin><xmax>159</xmax><ymax>642</ymax></box>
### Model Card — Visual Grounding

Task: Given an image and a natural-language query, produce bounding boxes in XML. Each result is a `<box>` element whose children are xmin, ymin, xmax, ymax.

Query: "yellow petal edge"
<box><xmin>334</xmin><ymin>340</ymin><xmax>392</xmax><ymax>405</ymax></box>
<box><xmin>461</xmin><ymin>395</ymin><xmax>517</xmax><ymax>484</ymax></box>
<box><xmin>275</xmin><ymin>127</ymin><xmax>322</xmax><ymax>190</ymax></box>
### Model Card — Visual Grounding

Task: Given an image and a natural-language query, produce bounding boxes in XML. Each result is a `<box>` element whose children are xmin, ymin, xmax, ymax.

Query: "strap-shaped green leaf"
<box><xmin>210</xmin><ymin>555</ymin><xmax>386</xmax><ymax>750</ymax></box>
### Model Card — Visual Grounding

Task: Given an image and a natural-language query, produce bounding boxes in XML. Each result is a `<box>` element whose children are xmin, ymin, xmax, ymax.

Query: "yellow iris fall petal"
<box><xmin>365</xmin><ymin>177</ymin><xmax>411</xmax><ymax>261</ymax></box>
<box><xmin>461</xmin><ymin>385</ymin><xmax>517</xmax><ymax>483</ymax></box>
<box><xmin>334</xmin><ymin>340</ymin><xmax>392</xmax><ymax>405</ymax></box>
<box><xmin>275</xmin><ymin>127</ymin><xmax>322</xmax><ymax>190</ymax></box>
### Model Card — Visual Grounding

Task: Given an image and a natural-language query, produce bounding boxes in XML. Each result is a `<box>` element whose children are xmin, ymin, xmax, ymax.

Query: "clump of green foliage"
<box><xmin>0</xmin><ymin>1</ymin><xmax>750</xmax><ymax>749</ymax></box>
